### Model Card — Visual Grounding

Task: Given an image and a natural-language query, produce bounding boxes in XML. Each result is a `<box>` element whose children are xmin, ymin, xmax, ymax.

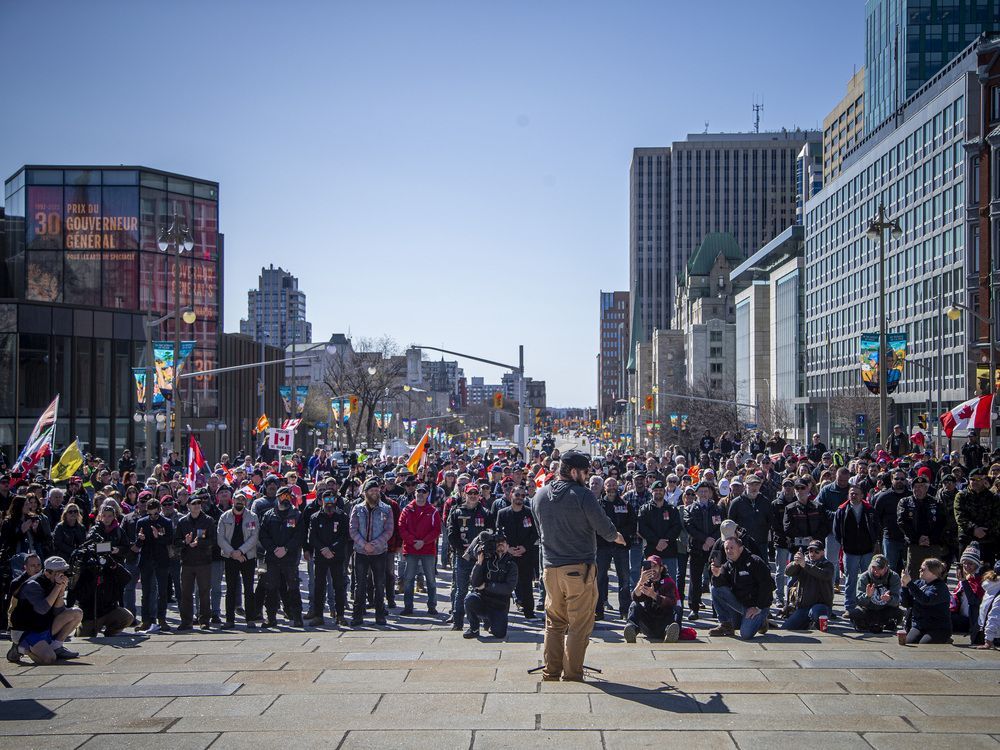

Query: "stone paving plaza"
<box><xmin>2</xmin><ymin>589</ymin><xmax>1000</xmax><ymax>750</ymax></box>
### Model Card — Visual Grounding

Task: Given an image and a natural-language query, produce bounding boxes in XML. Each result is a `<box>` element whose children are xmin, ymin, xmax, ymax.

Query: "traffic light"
<box><xmin>644</xmin><ymin>394</ymin><xmax>654</xmax><ymax>411</ymax></box>
<box><xmin>349</xmin><ymin>395</ymin><xmax>359</xmax><ymax>415</ymax></box>
<box><xmin>493</xmin><ymin>392</ymin><xmax>504</xmax><ymax>409</ymax></box>
<box><xmin>918</xmin><ymin>413</ymin><xmax>927</xmax><ymax>430</ymax></box>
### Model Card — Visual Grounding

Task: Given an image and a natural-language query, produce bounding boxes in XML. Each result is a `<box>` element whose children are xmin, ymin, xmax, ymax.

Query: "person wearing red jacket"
<box><xmin>399</xmin><ymin>484</ymin><xmax>442</xmax><ymax>615</ymax></box>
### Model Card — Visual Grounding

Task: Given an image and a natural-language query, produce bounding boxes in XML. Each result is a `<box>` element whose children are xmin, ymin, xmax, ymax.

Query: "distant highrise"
<box><xmin>629</xmin><ymin>148</ymin><xmax>671</xmax><ymax>344</ymax></box>
<box><xmin>795</xmin><ymin>140</ymin><xmax>824</xmax><ymax>224</ymax></box>
<box><xmin>239</xmin><ymin>265</ymin><xmax>312</xmax><ymax>347</ymax></box>
<box><xmin>670</xmin><ymin>131</ymin><xmax>818</xmax><ymax>299</ymax></box>
<box><xmin>598</xmin><ymin>290</ymin><xmax>629</xmax><ymax>421</ymax></box>
<box><xmin>865</xmin><ymin>0</ymin><xmax>999</xmax><ymax>134</ymax></box>
<box><xmin>823</xmin><ymin>68</ymin><xmax>865</xmax><ymax>183</ymax></box>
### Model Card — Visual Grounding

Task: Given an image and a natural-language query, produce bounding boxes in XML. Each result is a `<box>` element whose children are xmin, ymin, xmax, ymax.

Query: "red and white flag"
<box><xmin>186</xmin><ymin>435</ymin><xmax>208</xmax><ymax>491</ymax></box>
<box><xmin>940</xmin><ymin>394</ymin><xmax>993</xmax><ymax>438</ymax></box>
<box><xmin>13</xmin><ymin>395</ymin><xmax>59</xmax><ymax>476</ymax></box>
<box><xmin>534</xmin><ymin>466</ymin><xmax>549</xmax><ymax>488</ymax></box>
<box><xmin>281</xmin><ymin>418</ymin><xmax>302</xmax><ymax>431</ymax></box>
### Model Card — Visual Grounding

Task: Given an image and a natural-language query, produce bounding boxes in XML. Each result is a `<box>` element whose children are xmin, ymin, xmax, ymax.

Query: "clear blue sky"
<box><xmin>0</xmin><ymin>1</ymin><xmax>863</xmax><ymax>407</ymax></box>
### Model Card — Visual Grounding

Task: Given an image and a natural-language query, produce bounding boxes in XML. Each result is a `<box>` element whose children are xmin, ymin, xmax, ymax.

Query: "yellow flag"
<box><xmin>406</xmin><ymin>428</ymin><xmax>430</xmax><ymax>474</ymax></box>
<box><xmin>50</xmin><ymin>440</ymin><xmax>84</xmax><ymax>483</ymax></box>
<box><xmin>255</xmin><ymin>414</ymin><xmax>270</xmax><ymax>434</ymax></box>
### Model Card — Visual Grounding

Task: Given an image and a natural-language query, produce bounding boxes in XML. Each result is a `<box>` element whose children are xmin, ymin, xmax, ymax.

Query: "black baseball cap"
<box><xmin>561</xmin><ymin>450</ymin><xmax>591</xmax><ymax>470</ymax></box>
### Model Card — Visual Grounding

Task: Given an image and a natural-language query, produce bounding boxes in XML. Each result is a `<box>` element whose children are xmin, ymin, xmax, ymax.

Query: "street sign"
<box><xmin>744</xmin><ymin>422</ymin><xmax>758</xmax><ymax>429</ymax></box>
<box><xmin>856</xmin><ymin>414</ymin><xmax>867</xmax><ymax>425</ymax></box>
<box><xmin>267</xmin><ymin>428</ymin><xmax>294</xmax><ymax>451</ymax></box>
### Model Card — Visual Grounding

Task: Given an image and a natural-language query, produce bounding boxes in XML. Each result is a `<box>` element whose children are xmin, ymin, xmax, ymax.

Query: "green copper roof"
<box><xmin>685</xmin><ymin>232</ymin><xmax>743</xmax><ymax>278</ymax></box>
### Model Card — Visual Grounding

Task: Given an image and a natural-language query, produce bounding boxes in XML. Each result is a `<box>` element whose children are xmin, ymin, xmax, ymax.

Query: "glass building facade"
<box><xmin>773</xmin><ymin>270</ymin><xmax>803</xmax><ymax>403</ymax></box>
<box><xmin>1</xmin><ymin>166</ymin><xmax>222</xmax><ymax>463</ymax></box>
<box><xmin>865</xmin><ymin>0</ymin><xmax>999</xmax><ymax>134</ymax></box>
<box><xmin>805</xmin><ymin>53</ymin><xmax>973</xmax><ymax>427</ymax></box>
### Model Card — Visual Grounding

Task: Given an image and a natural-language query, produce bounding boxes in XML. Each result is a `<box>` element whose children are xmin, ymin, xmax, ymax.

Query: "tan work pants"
<box><xmin>542</xmin><ymin>563</ymin><xmax>598</xmax><ymax>681</ymax></box>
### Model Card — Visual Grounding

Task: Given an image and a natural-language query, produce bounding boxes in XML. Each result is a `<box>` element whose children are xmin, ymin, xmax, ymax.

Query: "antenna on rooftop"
<box><xmin>752</xmin><ymin>97</ymin><xmax>764</xmax><ymax>134</ymax></box>
<box><xmin>703</xmin><ymin>121</ymin><xmax>709</xmax><ymax>134</ymax></box>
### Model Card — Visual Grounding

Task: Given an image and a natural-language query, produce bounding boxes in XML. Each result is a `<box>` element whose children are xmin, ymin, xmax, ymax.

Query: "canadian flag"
<box><xmin>534</xmin><ymin>466</ymin><xmax>549</xmax><ymax>488</ymax></box>
<box><xmin>940</xmin><ymin>394</ymin><xmax>993</xmax><ymax>438</ymax></box>
<box><xmin>186</xmin><ymin>435</ymin><xmax>208</xmax><ymax>492</ymax></box>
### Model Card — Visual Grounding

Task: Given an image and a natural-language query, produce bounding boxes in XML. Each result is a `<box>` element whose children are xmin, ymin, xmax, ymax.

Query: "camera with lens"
<box><xmin>464</xmin><ymin>530</ymin><xmax>504</xmax><ymax>561</ymax></box>
<box><xmin>68</xmin><ymin>540</ymin><xmax>114</xmax><ymax>585</ymax></box>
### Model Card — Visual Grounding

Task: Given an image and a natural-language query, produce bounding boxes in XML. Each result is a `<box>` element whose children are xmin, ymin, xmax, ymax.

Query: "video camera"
<box><xmin>464</xmin><ymin>530</ymin><xmax>505</xmax><ymax>561</ymax></box>
<box><xmin>68</xmin><ymin>540</ymin><xmax>116</xmax><ymax>586</ymax></box>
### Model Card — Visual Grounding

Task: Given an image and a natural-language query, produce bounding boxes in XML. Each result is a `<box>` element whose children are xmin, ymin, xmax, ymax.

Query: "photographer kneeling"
<box><xmin>624</xmin><ymin>555</ymin><xmax>681</xmax><ymax>643</ymax></box>
<box><xmin>9</xmin><ymin>556</ymin><xmax>83</xmax><ymax>664</ymax></box>
<box><xmin>463</xmin><ymin>530</ymin><xmax>518</xmax><ymax>640</ymax></box>
<box><xmin>71</xmin><ymin>541</ymin><xmax>135</xmax><ymax>638</ymax></box>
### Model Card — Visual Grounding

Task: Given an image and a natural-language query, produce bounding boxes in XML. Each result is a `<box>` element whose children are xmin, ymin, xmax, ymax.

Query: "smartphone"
<box><xmin>640</xmin><ymin>560</ymin><xmax>654</xmax><ymax>572</ymax></box>
<box><xmin>96</xmin><ymin>542</ymin><xmax>112</xmax><ymax>553</ymax></box>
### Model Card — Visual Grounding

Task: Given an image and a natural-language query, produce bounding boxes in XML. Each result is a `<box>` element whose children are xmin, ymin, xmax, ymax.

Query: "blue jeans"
<box><xmin>842</xmin><ymin>552</ymin><xmax>873</xmax><ymax>611</ymax></box>
<box><xmin>306</xmin><ymin>556</ymin><xmax>336</xmax><ymax>614</ymax></box>
<box><xmin>596</xmin><ymin>546</ymin><xmax>631</xmax><ymax>617</ymax></box>
<box><xmin>782</xmin><ymin>602</ymin><xmax>829</xmax><ymax>630</ymax></box>
<box><xmin>711</xmin><ymin>585</ymin><xmax>767</xmax><ymax>640</ymax></box>
<box><xmin>451</xmin><ymin>556</ymin><xmax>474</xmax><ymax>624</ymax></box>
<box><xmin>825</xmin><ymin>533</ymin><xmax>841</xmax><ymax>587</ymax></box>
<box><xmin>883</xmin><ymin>535</ymin><xmax>906</xmax><ymax>573</ymax></box>
<box><xmin>628</xmin><ymin>544</ymin><xmax>644</xmax><ymax>588</ymax></box>
<box><xmin>773</xmin><ymin>548</ymin><xmax>790</xmax><ymax>604</ymax></box>
<box><xmin>403</xmin><ymin>554</ymin><xmax>437</xmax><ymax>611</ymax></box>
<box><xmin>140</xmin><ymin>563</ymin><xmax>169</xmax><ymax>623</ymax></box>
<box><xmin>464</xmin><ymin>592</ymin><xmax>509</xmax><ymax>637</ymax></box>
<box><xmin>661</xmin><ymin>556</ymin><xmax>679</xmax><ymax>586</ymax></box>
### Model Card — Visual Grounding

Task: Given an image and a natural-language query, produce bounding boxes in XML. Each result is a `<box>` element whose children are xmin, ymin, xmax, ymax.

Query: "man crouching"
<box><xmin>463</xmin><ymin>530</ymin><xmax>518</xmax><ymax>640</ymax></box>
<box><xmin>9</xmin><ymin>556</ymin><xmax>84</xmax><ymax>664</ymax></box>
<box><xmin>624</xmin><ymin>554</ymin><xmax>681</xmax><ymax>643</ymax></box>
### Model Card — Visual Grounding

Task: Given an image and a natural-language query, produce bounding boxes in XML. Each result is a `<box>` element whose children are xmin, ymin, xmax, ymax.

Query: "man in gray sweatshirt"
<box><xmin>534</xmin><ymin>450</ymin><xmax>624</xmax><ymax>681</ymax></box>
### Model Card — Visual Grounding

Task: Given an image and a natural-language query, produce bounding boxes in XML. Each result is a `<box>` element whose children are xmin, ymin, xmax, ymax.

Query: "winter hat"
<box><xmin>961</xmin><ymin>543</ymin><xmax>982</xmax><ymax>568</ymax></box>
<box><xmin>719</xmin><ymin>519</ymin><xmax>738</xmax><ymax>540</ymax></box>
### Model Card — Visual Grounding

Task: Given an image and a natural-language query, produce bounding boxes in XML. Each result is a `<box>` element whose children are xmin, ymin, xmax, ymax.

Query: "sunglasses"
<box><xmin>66</xmin><ymin>511</ymin><xmax>79</xmax><ymax>515</ymax></box>
<box><xmin>416</xmin><ymin>489</ymin><xmax>428</xmax><ymax>494</ymax></box>
<box><xmin>466</xmin><ymin>490</ymin><xmax>480</xmax><ymax>495</ymax></box>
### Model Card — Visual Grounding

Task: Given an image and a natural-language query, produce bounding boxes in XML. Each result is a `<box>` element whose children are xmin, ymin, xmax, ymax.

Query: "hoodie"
<box><xmin>532</xmin><ymin>479</ymin><xmax>619</xmax><ymax>568</ymax></box>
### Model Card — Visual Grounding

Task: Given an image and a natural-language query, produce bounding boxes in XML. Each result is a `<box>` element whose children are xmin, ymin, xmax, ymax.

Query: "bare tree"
<box><xmin>757</xmin><ymin>396</ymin><xmax>797</xmax><ymax>438</ymax></box>
<box><xmin>829</xmin><ymin>384</ymin><xmax>880</xmax><ymax>450</ymax></box>
<box><xmin>659</xmin><ymin>379</ymin><xmax>740</xmax><ymax>449</ymax></box>
<box><xmin>322</xmin><ymin>336</ymin><xmax>406</xmax><ymax>449</ymax></box>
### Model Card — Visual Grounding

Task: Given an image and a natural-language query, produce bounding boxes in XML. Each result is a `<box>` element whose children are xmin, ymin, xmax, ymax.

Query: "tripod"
<box><xmin>526</xmin><ymin>663</ymin><xmax>602</xmax><ymax>675</ymax></box>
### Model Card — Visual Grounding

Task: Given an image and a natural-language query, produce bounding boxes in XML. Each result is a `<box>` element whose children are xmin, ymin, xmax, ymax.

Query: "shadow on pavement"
<box><xmin>0</xmin><ymin>698</ymin><xmax>56</xmax><ymax>720</ymax></box>
<box><xmin>586</xmin><ymin>680</ymin><xmax>726</xmax><ymax>712</ymax></box>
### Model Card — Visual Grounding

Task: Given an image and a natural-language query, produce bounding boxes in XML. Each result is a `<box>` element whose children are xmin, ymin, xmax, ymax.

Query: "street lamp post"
<box><xmin>866</xmin><ymin>203</ymin><xmax>903</xmax><ymax>449</ymax></box>
<box><xmin>157</xmin><ymin>210</ymin><xmax>195</xmax><ymax>459</ymax></box>
<box><xmin>142</xmin><ymin>306</ymin><xmax>195</xmax><ymax>476</ymax></box>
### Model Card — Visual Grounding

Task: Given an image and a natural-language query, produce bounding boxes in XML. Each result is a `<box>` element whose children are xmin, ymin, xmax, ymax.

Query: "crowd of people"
<box><xmin>2</xmin><ymin>424</ymin><xmax>999</xmax><ymax>667</ymax></box>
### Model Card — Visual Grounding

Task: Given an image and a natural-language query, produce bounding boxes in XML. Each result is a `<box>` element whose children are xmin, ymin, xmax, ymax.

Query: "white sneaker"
<box><xmin>663</xmin><ymin>622</ymin><xmax>680</xmax><ymax>643</ymax></box>
<box><xmin>623</xmin><ymin>623</ymin><xmax>638</xmax><ymax>643</ymax></box>
<box><xmin>144</xmin><ymin>623</ymin><xmax>161</xmax><ymax>634</ymax></box>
